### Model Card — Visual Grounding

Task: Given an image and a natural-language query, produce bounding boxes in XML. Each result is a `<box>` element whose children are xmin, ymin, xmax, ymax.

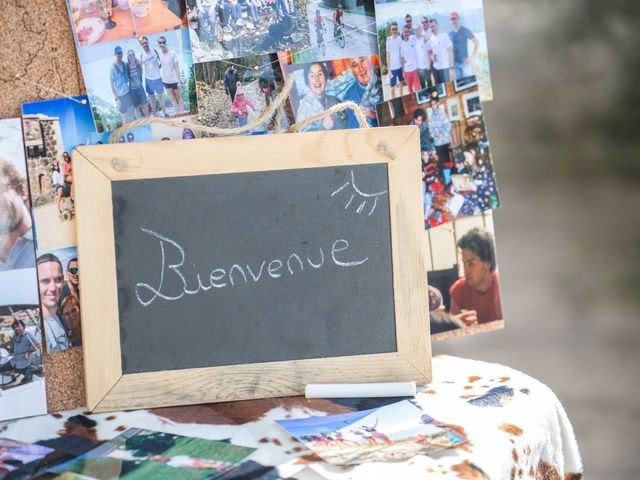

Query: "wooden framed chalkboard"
<box><xmin>74</xmin><ymin>127</ymin><xmax>431</xmax><ymax>412</ymax></box>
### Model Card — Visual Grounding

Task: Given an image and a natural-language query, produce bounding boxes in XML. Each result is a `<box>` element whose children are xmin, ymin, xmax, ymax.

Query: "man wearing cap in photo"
<box><xmin>110</xmin><ymin>46</ymin><xmax>133</xmax><ymax>124</ymax></box>
<box><xmin>0</xmin><ymin>157</ymin><xmax>34</xmax><ymax>271</ymax></box>
<box><xmin>426</xmin><ymin>18</ymin><xmax>454</xmax><ymax>84</ymax></box>
<box><xmin>449</xmin><ymin>11</ymin><xmax>479</xmax><ymax>80</ymax></box>
<box><xmin>0</xmin><ymin>319</ymin><xmax>40</xmax><ymax>384</ymax></box>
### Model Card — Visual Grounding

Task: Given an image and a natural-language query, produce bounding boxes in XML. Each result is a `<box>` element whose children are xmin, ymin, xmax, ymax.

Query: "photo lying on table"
<box><xmin>48</xmin><ymin>428</ymin><xmax>256</xmax><ymax>479</ymax></box>
<box><xmin>0</xmin><ymin>305</ymin><xmax>47</xmax><ymax>422</ymax></box>
<box><xmin>376</xmin><ymin>77</ymin><xmax>498</xmax><ymax>229</ymax></box>
<box><xmin>36</xmin><ymin>246</ymin><xmax>81</xmax><ymax>354</ymax></box>
<box><xmin>282</xmin><ymin>54</ymin><xmax>382</xmax><ymax>131</ymax></box>
<box><xmin>375</xmin><ymin>0</ymin><xmax>493</xmax><ymax>102</ymax></box>
<box><xmin>0</xmin><ymin>439</ymin><xmax>54</xmax><ymax>474</ymax></box>
<box><xmin>0</xmin><ymin>118</ymin><xmax>36</xmax><ymax>274</ymax></box>
<box><xmin>77</xmin><ymin>28</ymin><xmax>197</xmax><ymax>133</ymax></box>
<box><xmin>277</xmin><ymin>400</ymin><xmax>466</xmax><ymax>465</ymax></box>
<box><xmin>195</xmin><ymin>53</ymin><xmax>293</xmax><ymax>132</ymax></box>
<box><xmin>66</xmin><ymin>0</ymin><xmax>185</xmax><ymax>47</ymax></box>
<box><xmin>426</xmin><ymin>212</ymin><xmax>504</xmax><ymax>341</ymax></box>
<box><xmin>290</xmin><ymin>0</ymin><xmax>379</xmax><ymax>64</ymax></box>
<box><xmin>186</xmin><ymin>0</ymin><xmax>311</xmax><ymax>63</ymax></box>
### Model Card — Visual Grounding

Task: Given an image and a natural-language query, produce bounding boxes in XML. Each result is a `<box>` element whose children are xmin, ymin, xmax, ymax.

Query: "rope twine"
<box><xmin>109</xmin><ymin>76</ymin><xmax>370</xmax><ymax>143</ymax></box>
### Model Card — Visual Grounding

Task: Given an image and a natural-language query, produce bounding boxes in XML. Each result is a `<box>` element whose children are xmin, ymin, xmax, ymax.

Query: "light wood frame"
<box><xmin>74</xmin><ymin>126</ymin><xmax>431</xmax><ymax>412</ymax></box>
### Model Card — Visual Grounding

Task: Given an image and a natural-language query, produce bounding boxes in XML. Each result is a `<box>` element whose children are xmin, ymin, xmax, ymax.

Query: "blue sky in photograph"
<box><xmin>277</xmin><ymin>407</ymin><xmax>376</xmax><ymax>438</ymax></box>
<box><xmin>22</xmin><ymin>96</ymin><xmax>97</xmax><ymax>152</ymax></box>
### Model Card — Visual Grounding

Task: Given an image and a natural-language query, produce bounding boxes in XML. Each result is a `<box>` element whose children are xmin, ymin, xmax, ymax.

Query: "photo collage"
<box><xmin>0</xmin><ymin>118</ymin><xmax>47</xmax><ymax>421</ymax></box>
<box><xmin>1</xmin><ymin>0</ymin><xmax>501</xmax><ymax>421</ymax></box>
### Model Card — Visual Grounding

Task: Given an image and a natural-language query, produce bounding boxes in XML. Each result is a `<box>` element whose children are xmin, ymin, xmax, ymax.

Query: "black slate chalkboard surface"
<box><xmin>112</xmin><ymin>164</ymin><xmax>396</xmax><ymax>374</ymax></box>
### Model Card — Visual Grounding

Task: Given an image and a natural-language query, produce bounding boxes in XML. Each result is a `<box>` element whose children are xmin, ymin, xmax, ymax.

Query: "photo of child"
<box><xmin>195</xmin><ymin>54</ymin><xmax>292</xmax><ymax>132</ymax></box>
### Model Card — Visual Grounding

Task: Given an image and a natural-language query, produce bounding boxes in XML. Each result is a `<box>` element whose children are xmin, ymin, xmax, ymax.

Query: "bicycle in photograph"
<box><xmin>317</xmin><ymin>25</ymin><xmax>326</xmax><ymax>56</ymax></box>
<box><xmin>334</xmin><ymin>23</ymin><xmax>346</xmax><ymax>49</ymax></box>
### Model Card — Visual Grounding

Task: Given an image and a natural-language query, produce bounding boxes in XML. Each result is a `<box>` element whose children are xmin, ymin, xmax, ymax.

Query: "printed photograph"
<box><xmin>67</xmin><ymin>0</ymin><xmax>185</xmax><ymax>46</ymax></box>
<box><xmin>151</xmin><ymin>115</ymin><xmax>203</xmax><ymax>140</ymax></box>
<box><xmin>21</xmin><ymin>98</ymin><xmax>94</xmax><ymax>252</ymax></box>
<box><xmin>48</xmin><ymin>428</ymin><xmax>255</xmax><ymax>479</ymax></box>
<box><xmin>375</xmin><ymin>0</ymin><xmax>493</xmax><ymax>101</ymax></box>
<box><xmin>77</xmin><ymin>28</ymin><xmax>197</xmax><ymax>132</ymax></box>
<box><xmin>376</xmin><ymin>78</ymin><xmax>499</xmax><ymax>229</ymax></box>
<box><xmin>276</xmin><ymin>400</ymin><xmax>466</xmax><ymax>465</ymax></box>
<box><xmin>195</xmin><ymin>54</ymin><xmax>293</xmax><ymax>132</ymax></box>
<box><xmin>291</xmin><ymin>0</ymin><xmax>378</xmax><ymax>63</ymax></box>
<box><xmin>0</xmin><ymin>305</ymin><xmax>47</xmax><ymax>422</ymax></box>
<box><xmin>426</xmin><ymin>213</ymin><xmax>504</xmax><ymax>341</ymax></box>
<box><xmin>0</xmin><ymin>438</ymin><xmax>54</xmax><ymax>474</ymax></box>
<box><xmin>282</xmin><ymin>54</ymin><xmax>381</xmax><ymax>131</ymax></box>
<box><xmin>186</xmin><ymin>0</ymin><xmax>311</xmax><ymax>63</ymax></box>
<box><xmin>36</xmin><ymin>246</ymin><xmax>81</xmax><ymax>354</ymax></box>
<box><xmin>89</xmin><ymin>125</ymin><xmax>155</xmax><ymax>144</ymax></box>
<box><xmin>0</xmin><ymin>119</ymin><xmax>35</xmax><ymax>274</ymax></box>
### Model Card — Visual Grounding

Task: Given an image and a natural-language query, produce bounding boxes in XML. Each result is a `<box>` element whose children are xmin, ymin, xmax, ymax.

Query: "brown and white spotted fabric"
<box><xmin>0</xmin><ymin>356</ymin><xmax>583</xmax><ymax>479</ymax></box>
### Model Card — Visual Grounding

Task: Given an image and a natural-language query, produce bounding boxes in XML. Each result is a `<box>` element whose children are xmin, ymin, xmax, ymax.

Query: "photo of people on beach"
<box><xmin>77</xmin><ymin>28</ymin><xmax>197</xmax><ymax>132</ymax></box>
<box><xmin>0</xmin><ymin>305</ymin><xmax>47</xmax><ymax>422</ymax></box>
<box><xmin>186</xmin><ymin>0</ymin><xmax>311</xmax><ymax>63</ymax></box>
<box><xmin>291</xmin><ymin>0</ymin><xmax>378</xmax><ymax>63</ymax></box>
<box><xmin>195</xmin><ymin>54</ymin><xmax>293</xmax><ymax>132</ymax></box>
<box><xmin>426</xmin><ymin>214</ymin><xmax>504</xmax><ymax>341</ymax></box>
<box><xmin>377</xmin><ymin>77</ymin><xmax>499</xmax><ymax>229</ymax></box>
<box><xmin>276</xmin><ymin>400</ymin><xmax>467</xmax><ymax>465</ymax></box>
<box><xmin>282</xmin><ymin>54</ymin><xmax>382</xmax><ymax>131</ymax></box>
<box><xmin>67</xmin><ymin>0</ymin><xmax>185</xmax><ymax>47</ymax></box>
<box><xmin>375</xmin><ymin>0</ymin><xmax>493</xmax><ymax>101</ymax></box>
<box><xmin>48</xmin><ymin>428</ymin><xmax>256</xmax><ymax>479</ymax></box>
<box><xmin>36</xmin><ymin>246</ymin><xmax>81</xmax><ymax>354</ymax></box>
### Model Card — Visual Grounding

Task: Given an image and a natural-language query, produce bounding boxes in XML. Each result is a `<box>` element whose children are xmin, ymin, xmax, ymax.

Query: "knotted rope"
<box><xmin>109</xmin><ymin>76</ymin><xmax>370</xmax><ymax>143</ymax></box>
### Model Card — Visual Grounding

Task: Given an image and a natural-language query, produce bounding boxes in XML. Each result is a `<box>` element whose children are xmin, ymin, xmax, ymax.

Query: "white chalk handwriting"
<box><xmin>134</xmin><ymin>228</ymin><xmax>369</xmax><ymax>307</ymax></box>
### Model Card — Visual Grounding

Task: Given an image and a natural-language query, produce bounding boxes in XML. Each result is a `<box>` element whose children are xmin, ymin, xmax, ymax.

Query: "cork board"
<box><xmin>0</xmin><ymin>0</ymin><xmax>85</xmax><ymax>119</ymax></box>
<box><xmin>2</xmin><ymin>0</ymin><xmax>87</xmax><ymax>412</ymax></box>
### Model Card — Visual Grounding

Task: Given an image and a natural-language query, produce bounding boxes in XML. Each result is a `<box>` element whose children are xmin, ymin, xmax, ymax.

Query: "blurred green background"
<box><xmin>435</xmin><ymin>1</ymin><xmax>640</xmax><ymax>479</ymax></box>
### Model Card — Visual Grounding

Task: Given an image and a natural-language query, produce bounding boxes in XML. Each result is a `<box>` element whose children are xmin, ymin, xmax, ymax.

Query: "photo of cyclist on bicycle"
<box><xmin>333</xmin><ymin>3</ymin><xmax>345</xmax><ymax>48</ymax></box>
<box><xmin>313</xmin><ymin>9</ymin><xmax>326</xmax><ymax>55</ymax></box>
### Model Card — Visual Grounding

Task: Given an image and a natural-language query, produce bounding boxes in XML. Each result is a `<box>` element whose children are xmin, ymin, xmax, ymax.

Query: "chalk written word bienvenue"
<box><xmin>135</xmin><ymin>228</ymin><xmax>370</xmax><ymax>307</ymax></box>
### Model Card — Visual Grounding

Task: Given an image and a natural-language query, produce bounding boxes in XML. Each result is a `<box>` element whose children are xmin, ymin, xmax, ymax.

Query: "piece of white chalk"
<box><xmin>305</xmin><ymin>382</ymin><xmax>416</xmax><ymax>399</ymax></box>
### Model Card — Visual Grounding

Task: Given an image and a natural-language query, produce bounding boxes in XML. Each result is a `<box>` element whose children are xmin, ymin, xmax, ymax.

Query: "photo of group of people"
<box><xmin>426</xmin><ymin>214</ymin><xmax>504</xmax><ymax>340</ymax></box>
<box><xmin>37</xmin><ymin>246</ymin><xmax>82</xmax><ymax>354</ymax></box>
<box><xmin>76</xmin><ymin>28</ymin><xmax>197</xmax><ymax>132</ymax></box>
<box><xmin>277</xmin><ymin>400</ymin><xmax>466</xmax><ymax>465</ymax></box>
<box><xmin>186</xmin><ymin>0</ymin><xmax>311</xmax><ymax>63</ymax></box>
<box><xmin>377</xmin><ymin>77</ymin><xmax>498</xmax><ymax>228</ymax></box>
<box><xmin>282</xmin><ymin>54</ymin><xmax>382</xmax><ymax>131</ymax></box>
<box><xmin>375</xmin><ymin>0</ymin><xmax>493</xmax><ymax>101</ymax></box>
<box><xmin>0</xmin><ymin>118</ymin><xmax>47</xmax><ymax>421</ymax></box>
<box><xmin>195</xmin><ymin>54</ymin><xmax>293</xmax><ymax>131</ymax></box>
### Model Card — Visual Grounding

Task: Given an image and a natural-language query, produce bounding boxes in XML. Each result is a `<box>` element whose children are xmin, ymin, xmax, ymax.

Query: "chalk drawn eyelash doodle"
<box><xmin>331</xmin><ymin>170</ymin><xmax>388</xmax><ymax>216</ymax></box>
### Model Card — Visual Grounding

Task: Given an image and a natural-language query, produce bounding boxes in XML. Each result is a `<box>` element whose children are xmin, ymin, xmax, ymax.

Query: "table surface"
<box><xmin>1</xmin><ymin>355</ymin><xmax>583</xmax><ymax>479</ymax></box>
